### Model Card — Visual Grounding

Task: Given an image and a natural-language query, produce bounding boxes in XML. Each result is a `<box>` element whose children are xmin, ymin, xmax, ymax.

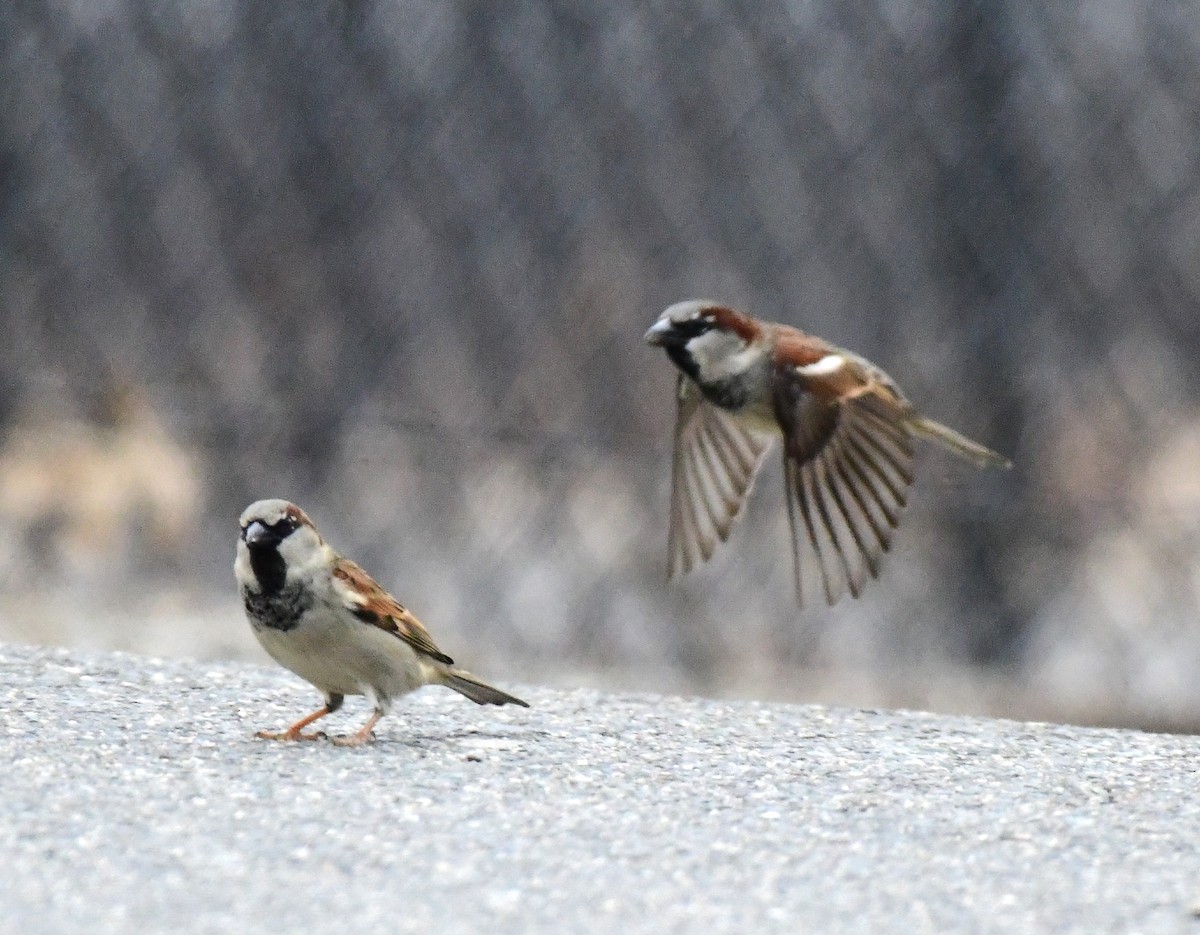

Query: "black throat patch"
<box><xmin>241</xmin><ymin>582</ymin><xmax>313</xmax><ymax>633</ymax></box>
<box><xmin>666</xmin><ymin>345</ymin><xmax>701</xmax><ymax>385</ymax></box>
<box><xmin>242</xmin><ymin>541</ymin><xmax>310</xmax><ymax>632</ymax></box>
<box><xmin>248</xmin><ymin>547</ymin><xmax>287</xmax><ymax>595</ymax></box>
<box><xmin>699</xmin><ymin>374</ymin><xmax>752</xmax><ymax>412</ymax></box>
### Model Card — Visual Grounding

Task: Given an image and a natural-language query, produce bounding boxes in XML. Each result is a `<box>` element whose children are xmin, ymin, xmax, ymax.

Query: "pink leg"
<box><xmin>332</xmin><ymin>710</ymin><xmax>382</xmax><ymax>747</ymax></box>
<box><xmin>256</xmin><ymin>704</ymin><xmax>335</xmax><ymax>742</ymax></box>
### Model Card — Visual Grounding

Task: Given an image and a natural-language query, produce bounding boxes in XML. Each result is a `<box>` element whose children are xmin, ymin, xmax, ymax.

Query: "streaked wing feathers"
<box><xmin>331</xmin><ymin>558</ymin><xmax>454</xmax><ymax>665</ymax></box>
<box><xmin>775</xmin><ymin>382</ymin><xmax>915</xmax><ymax>607</ymax></box>
<box><xmin>669</xmin><ymin>376</ymin><xmax>773</xmax><ymax>578</ymax></box>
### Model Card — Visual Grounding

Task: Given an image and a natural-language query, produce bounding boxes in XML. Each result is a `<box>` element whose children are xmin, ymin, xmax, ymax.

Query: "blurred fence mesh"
<box><xmin>2</xmin><ymin>0</ymin><xmax>1199</xmax><ymax>727</ymax></box>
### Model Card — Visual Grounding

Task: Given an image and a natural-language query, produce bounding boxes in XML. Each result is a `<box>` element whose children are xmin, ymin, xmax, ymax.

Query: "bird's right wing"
<box><xmin>668</xmin><ymin>375</ymin><xmax>773</xmax><ymax>578</ymax></box>
<box><xmin>331</xmin><ymin>558</ymin><xmax>454</xmax><ymax>666</ymax></box>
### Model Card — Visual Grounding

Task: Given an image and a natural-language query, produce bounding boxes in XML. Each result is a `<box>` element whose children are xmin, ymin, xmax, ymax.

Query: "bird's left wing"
<box><xmin>668</xmin><ymin>374</ymin><xmax>774</xmax><ymax>578</ymax></box>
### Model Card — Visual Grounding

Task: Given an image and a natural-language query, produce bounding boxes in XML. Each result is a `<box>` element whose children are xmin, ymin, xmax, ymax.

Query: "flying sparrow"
<box><xmin>235</xmin><ymin>499</ymin><xmax>528</xmax><ymax>746</ymax></box>
<box><xmin>644</xmin><ymin>300</ymin><xmax>1012</xmax><ymax>607</ymax></box>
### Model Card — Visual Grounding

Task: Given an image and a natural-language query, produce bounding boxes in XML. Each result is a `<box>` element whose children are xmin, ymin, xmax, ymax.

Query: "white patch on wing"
<box><xmin>797</xmin><ymin>354</ymin><xmax>845</xmax><ymax>376</ymax></box>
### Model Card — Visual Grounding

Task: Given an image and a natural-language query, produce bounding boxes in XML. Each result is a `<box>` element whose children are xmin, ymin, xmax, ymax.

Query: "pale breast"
<box><xmin>250</xmin><ymin>599</ymin><xmax>437</xmax><ymax>706</ymax></box>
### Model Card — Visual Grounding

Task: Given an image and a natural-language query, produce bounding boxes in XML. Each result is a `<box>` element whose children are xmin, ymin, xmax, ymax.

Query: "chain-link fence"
<box><xmin>2</xmin><ymin>0</ymin><xmax>1199</xmax><ymax>727</ymax></box>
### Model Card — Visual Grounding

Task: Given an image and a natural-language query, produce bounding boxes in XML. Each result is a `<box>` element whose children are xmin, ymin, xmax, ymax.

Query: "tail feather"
<box><xmin>908</xmin><ymin>416</ymin><xmax>1012</xmax><ymax>470</ymax></box>
<box><xmin>442</xmin><ymin>669</ymin><xmax>530</xmax><ymax>707</ymax></box>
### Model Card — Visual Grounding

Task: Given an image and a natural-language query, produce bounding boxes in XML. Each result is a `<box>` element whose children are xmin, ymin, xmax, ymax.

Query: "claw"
<box><xmin>254</xmin><ymin>703</ymin><xmax>337</xmax><ymax>742</ymax></box>
<box><xmin>331</xmin><ymin>710</ymin><xmax>382</xmax><ymax>747</ymax></box>
<box><xmin>331</xmin><ymin>732</ymin><xmax>372</xmax><ymax>748</ymax></box>
<box><xmin>255</xmin><ymin>729</ymin><xmax>326</xmax><ymax>742</ymax></box>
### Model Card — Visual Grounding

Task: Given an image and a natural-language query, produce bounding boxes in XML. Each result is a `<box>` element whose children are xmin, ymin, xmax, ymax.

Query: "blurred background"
<box><xmin>1</xmin><ymin>0</ymin><xmax>1198</xmax><ymax>730</ymax></box>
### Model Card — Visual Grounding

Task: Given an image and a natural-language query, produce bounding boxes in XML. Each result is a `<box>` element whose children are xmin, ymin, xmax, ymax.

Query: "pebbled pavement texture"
<box><xmin>3</xmin><ymin>642</ymin><xmax>1200</xmax><ymax>934</ymax></box>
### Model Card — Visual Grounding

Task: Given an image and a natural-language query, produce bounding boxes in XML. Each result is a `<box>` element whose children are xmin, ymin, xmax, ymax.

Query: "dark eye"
<box><xmin>674</xmin><ymin>317</ymin><xmax>713</xmax><ymax>341</ymax></box>
<box><xmin>270</xmin><ymin>516</ymin><xmax>299</xmax><ymax>536</ymax></box>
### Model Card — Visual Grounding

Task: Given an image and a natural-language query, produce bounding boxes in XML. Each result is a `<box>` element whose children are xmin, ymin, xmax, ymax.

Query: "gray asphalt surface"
<box><xmin>3</xmin><ymin>643</ymin><xmax>1199</xmax><ymax>934</ymax></box>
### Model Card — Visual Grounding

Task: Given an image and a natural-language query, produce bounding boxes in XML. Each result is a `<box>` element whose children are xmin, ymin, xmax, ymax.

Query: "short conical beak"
<box><xmin>644</xmin><ymin>319</ymin><xmax>674</xmax><ymax>346</ymax></box>
<box><xmin>243</xmin><ymin>520</ymin><xmax>272</xmax><ymax>547</ymax></box>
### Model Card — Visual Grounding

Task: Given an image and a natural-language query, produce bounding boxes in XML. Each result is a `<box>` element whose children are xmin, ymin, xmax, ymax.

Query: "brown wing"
<box><xmin>773</xmin><ymin>358</ymin><xmax>915</xmax><ymax>607</ymax></box>
<box><xmin>331</xmin><ymin>558</ymin><xmax>454</xmax><ymax>665</ymax></box>
<box><xmin>669</xmin><ymin>374</ymin><xmax>773</xmax><ymax>578</ymax></box>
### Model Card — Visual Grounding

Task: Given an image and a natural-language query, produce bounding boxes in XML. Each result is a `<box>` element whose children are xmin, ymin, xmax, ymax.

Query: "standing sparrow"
<box><xmin>235</xmin><ymin>499</ymin><xmax>528</xmax><ymax>746</ymax></box>
<box><xmin>644</xmin><ymin>300</ymin><xmax>1012</xmax><ymax>607</ymax></box>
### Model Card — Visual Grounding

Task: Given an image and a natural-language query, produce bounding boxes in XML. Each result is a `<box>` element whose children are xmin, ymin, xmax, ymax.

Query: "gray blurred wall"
<box><xmin>2</xmin><ymin>0</ymin><xmax>1199</xmax><ymax>728</ymax></box>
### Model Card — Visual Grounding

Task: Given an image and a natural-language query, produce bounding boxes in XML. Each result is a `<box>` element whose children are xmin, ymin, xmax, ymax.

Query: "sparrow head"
<box><xmin>645</xmin><ymin>300</ymin><xmax>768</xmax><ymax>393</ymax></box>
<box><xmin>236</xmin><ymin>499</ymin><xmax>325</xmax><ymax>593</ymax></box>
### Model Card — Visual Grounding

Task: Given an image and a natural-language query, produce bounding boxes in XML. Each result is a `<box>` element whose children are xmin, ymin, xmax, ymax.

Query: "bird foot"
<box><xmin>331</xmin><ymin>711</ymin><xmax>382</xmax><ymax>747</ymax></box>
<box><xmin>255</xmin><ymin>729</ymin><xmax>326</xmax><ymax>742</ymax></box>
<box><xmin>330</xmin><ymin>730</ymin><xmax>374</xmax><ymax>748</ymax></box>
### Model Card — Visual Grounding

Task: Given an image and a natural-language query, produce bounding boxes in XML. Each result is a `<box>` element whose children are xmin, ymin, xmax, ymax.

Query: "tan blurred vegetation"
<box><xmin>1</xmin><ymin>1</ymin><xmax>1199</xmax><ymax>729</ymax></box>
<box><xmin>0</xmin><ymin>382</ymin><xmax>199</xmax><ymax>576</ymax></box>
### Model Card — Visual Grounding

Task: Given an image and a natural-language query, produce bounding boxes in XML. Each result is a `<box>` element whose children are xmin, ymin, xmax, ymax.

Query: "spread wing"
<box><xmin>668</xmin><ymin>375</ymin><xmax>773</xmax><ymax>578</ymax></box>
<box><xmin>331</xmin><ymin>558</ymin><xmax>454</xmax><ymax>665</ymax></box>
<box><xmin>773</xmin><ymin>359</ymin><xmax>915</xmax><ymax>607</ymax></box>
